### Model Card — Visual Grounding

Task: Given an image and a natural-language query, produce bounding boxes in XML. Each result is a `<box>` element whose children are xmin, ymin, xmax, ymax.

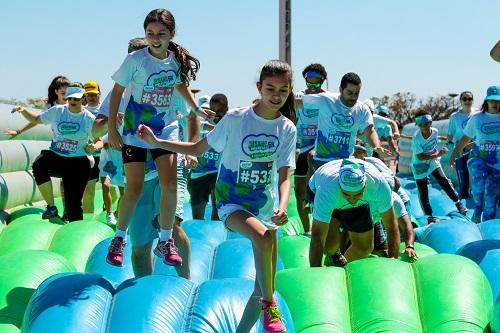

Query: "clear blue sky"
<box><xmin>0</xmin><ymin>0</ymin><xmax>498</xmax><ymax>108</ymax></box>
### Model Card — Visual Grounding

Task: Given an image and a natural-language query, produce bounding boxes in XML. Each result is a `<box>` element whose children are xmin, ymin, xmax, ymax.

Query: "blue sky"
<box><xmin>0</xmin><ymin>0</ymin><xmax>498</xmax><ymax>108</ymax></box>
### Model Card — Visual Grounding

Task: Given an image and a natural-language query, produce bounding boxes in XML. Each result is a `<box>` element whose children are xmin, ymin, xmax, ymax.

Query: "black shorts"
<box><xmin>187</xmin><ymin>172</ymin><xmax>218</xmax><ymax>205</ymax></box>
<box><xmin>295</xmin><ymin>148</ymin><xmax>313</xmax><ymax>177</ymax></box>
<box><xmin>89</xmin><ymin>155</ymin><xmax>100</xmax><ymax>181</ymax></box>
<box><xmin>332</xmin><ymin>204</ymin><xmax>374</xmax><ymax>233</ymax></box>
<box><xmin>122</xmin><ymin>144</ymin><xmax>175</xmax><ymax>164</ymax></box>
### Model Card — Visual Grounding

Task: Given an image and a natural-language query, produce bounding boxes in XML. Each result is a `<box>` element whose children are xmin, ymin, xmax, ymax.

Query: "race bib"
<box><xmin>328</xmin><ymin>131</ymin><xmax>351</xmax><ymax>155</ymax></box>
<box><xmin>201</xmin><ymin>150</ymin><xmax>220</xmax><ymax>161</ymax></box>
<box><xmin>140</xmin><ymin>86</ymin><xmax>173</xmax><ymax>107</ymax></box>
<box><xmin>53</xmin><ymin>138</ymin><xmax>78</xmax><ymax>155</ymax></box>
<box><xmin>479</xmin><ymin>140</ymin><xmax>500</xmax><ymax>152</ymax></box>
<box><xmin>300</xmin><ymin>124</ymin><xmax>317</xmax><ymax>139</ymax></box>
<box><xmin>237</xmin><ymin>160</ymin><xmax>273</xmax><ymax>186</ymax></box>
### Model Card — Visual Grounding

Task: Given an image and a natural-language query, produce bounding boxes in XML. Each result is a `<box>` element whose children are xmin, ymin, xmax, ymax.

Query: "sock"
<box><xmin>115</xmin><ymin>228</ymin><xmax>127</xmax><ymax>240</ymax></box>
<box><xmin>160</xmin><ymin>228</ymin><xmax>173</xmax><ymax>242</ymax></box>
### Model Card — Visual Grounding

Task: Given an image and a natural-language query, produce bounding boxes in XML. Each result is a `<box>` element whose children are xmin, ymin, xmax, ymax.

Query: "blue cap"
<box><xmin>339</xmin><ymin>160</ymin><xmax>366</xmax><ymax>192</ymax></box>
<box><xmin>485</xmin><ymin>86</ymin><xmax>500</xmax><ymax>101</ymax></box>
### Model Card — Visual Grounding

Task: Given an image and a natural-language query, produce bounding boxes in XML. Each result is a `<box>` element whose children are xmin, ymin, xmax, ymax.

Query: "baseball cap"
<box><xmin>339</xmin><ymin>159</ymin><xmax>367</xmax><ymax>192</ymax></box>
<box><xmin>363</xmin><ymin>99</ymin><xmax>375</xmax><ymax>112</ymax></box>
<box><xmin>198</xmin><ymin>95</ymin><xmax>211</xmax><ymax>108</ymax></box>
<box><xmin>485</xmin><ymin>85</ymin><xmax>500</xmax><ymax>101</ymax></box>
<box><xmin>84</xmin><ymin>80</ymin><xmax>100</xmax><ymax>94</ymax></box>
<box><xmin>65</xmin><ymin>86</ymin><xmax>85</xmax><ymax>99</ymax></box>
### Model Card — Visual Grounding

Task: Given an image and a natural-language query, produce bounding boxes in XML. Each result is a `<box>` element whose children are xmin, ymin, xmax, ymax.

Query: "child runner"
<box><xmin>411</xmin><ymin>111</ymin><xmax>467</xmax><ymax>224</ymax></box>
<box><xmin>137</xmin><ymin>59</ymin><xmax>296</xmax><ymax>333</ymax></box>
<box><xmin>450</xmin><ymin>86</ymin><xmax>500</xmax><ymax>223</ymax></box>
<box><xmin>106</xmin><ymin>9</ymin><xmax>212</xmax><ymax>267</ymax></box>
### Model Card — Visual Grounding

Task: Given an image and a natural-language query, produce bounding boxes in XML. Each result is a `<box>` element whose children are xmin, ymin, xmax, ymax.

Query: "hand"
<box><xmin>4</xmin><ymin>128</ymin><xmax>19</xmax><ymax>139</ymax></box>
<box><xmin>117</xmin><ymin>112</ymin><xmax>124</xmax><ymax>125</ymax></box>
<box><xmin>439</xmin><ymin>146</ymin><xmax>448</xmax><ymax>155</ymax></box>
<box><xmin>271</xmin><ymin>208</ymin><xmax>288</xmax><ymax>226</ymax></box>
<box><xmin>402</xmin><ymin>246</ymin><xmax>418</xmax><ymax>259</ymax></box>
<box><xmin>136</xmin><ymin>124</ymin><xmax>158</xmax><ymax>147</ymax></box>
<box><xmin>108</xmin><ymin>128</ymin><xmax>123</xmax><ymax>151</ymax></box>
<box><xmin>11</xmin><ymin>105</ymin><xmax>25</xmax><ymax>113</ymax></box>
<box><xmin>374</xmin><ymin>146</ymin><xmax>391</xmax><ymax>157</ymax></box>
<box><xmin>196</xmin><ymin>107</ymin><xmax>216</xmax><ymax>121</ymax></box>
<box><xmin>184</xmin><ymin>155</ymin><xmax>198</xmax><ymax>169</ymax></box>
<box><xmin>84</xmin><ymin>143</ymin><xmax>96</xmax><ymax>154</ymax></box>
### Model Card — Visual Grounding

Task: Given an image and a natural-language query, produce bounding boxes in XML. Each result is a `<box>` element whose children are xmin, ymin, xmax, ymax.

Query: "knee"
<box><xmin>251</xmin><ymin>231</ymin><xmax>274</xmax><ymax>251</ymax></box>
<box><xmin>125</xmin><ymin>183</ymin><xmax>144</xmax><ymax>200</ymax></box>
<box><xmin>353</xmin><ymin>240</ymin><xmax>373</xmax><ymax>256</ymax></box>
<box><xmin>160</xmin><ymin>178</ymin><xmax>177</xmax><ymax>193</ymax></box>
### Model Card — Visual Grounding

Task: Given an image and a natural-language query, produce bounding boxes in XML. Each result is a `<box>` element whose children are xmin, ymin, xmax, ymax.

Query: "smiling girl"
<box><xmin>137</xmin><ymin>60</ymin><xmax>296</xmax><ymax>333</ymax></box>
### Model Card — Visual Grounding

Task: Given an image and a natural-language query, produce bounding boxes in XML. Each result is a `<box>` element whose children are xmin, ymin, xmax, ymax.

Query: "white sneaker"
<box><xmin>106</xmin><ymin>213</ymin><xmax>117</xmax><ymax>226</ymax></box>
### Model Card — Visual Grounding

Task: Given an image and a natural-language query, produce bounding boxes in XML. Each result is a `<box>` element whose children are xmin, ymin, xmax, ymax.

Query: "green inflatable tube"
<box><xmin>0</xmin><ymin>250</ymin><xmax>75</xmax><ymax>332</ymax></box>
<box><xmin>0</xmin><ymin>219</ymin><xmax>60</xmax><ymax>257</ymax></box>
<box><xmin>276</xmin><ymin>254</ymin><xmax>493</xmax><ymax>332</ymax></box>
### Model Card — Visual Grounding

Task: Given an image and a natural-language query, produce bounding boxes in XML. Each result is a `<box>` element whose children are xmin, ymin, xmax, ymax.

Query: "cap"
<box><xmin>485</xmin><ymin>85</ymin><xmax>500</xmax><ymax>101</ymax></box>
<box><xmin>84</xmin><ymin>80</ymin><xmax>100</xmax><ymax>94</ymax></box>
<box><xmin>65</xmin><ymin>86</ymin><xmax>85</xmax><ymax>99</ymax></box>
<box><xmin>198</xmin><ymin>95</ymin><xmax>211</xmax><ymax>108</ymax></box>
<box><xmin>339</xmin><ymin>160</ymin><xmax>366</xmax><ymax>192</ymax></box>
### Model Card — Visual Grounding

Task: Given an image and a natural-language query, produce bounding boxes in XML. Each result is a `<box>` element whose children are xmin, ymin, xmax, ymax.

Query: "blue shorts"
<box><xmin>128</xmin><ymin>177</ymin><xmax>160</xmax><ymax>247</ymax></box>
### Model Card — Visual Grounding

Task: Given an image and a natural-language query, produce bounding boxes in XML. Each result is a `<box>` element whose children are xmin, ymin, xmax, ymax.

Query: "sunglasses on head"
<box><xmin>461</xmin><ymin>97</ymin><xmax>473</xmax><ymax>102</ymax></box>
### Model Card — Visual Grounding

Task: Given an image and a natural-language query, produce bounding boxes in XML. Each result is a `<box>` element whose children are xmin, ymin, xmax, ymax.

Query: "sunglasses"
<box><xmin>67</xmin><ymin>97</ymin><xmax>82</xmax><ymax>102</ymax></box>
<box><xmin>306</xmin><ymin>81</ymin><xmax>322</xmax><ymax>89</ymax></box>
<box><xmin>461</xmin><ymin>97</ymin><xmax>473</xmax><ymax>102</ymax></box>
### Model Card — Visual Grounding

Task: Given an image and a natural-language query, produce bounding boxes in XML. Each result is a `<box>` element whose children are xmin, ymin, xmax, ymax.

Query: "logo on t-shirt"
<box><xmin>331</xmin><ymin>113</ymin><xmax>354</xmax><ymax>129</ymax></box>
<box><xmin>422</xmin><ymin>138</ymin><xmax>438</xmax><ymax>153</ymax></box>
<box><xmin>242</xmin><ymin>134</ymin><xmax>280</xmax><ymax>159</ymax></box>
<box><xmin>57</xmin><ymin>122</ymin><xmax>80</xmax><ymax>134</ymax></box>
<box><xmin>302</xmin><ymin>108</ymin><xmax>319</xmax><ymax>118</ymax></box>
<box><xmin>481</xmin><ymin>122</ymin><xmax>500</xmax><ymax>134</ymax></box>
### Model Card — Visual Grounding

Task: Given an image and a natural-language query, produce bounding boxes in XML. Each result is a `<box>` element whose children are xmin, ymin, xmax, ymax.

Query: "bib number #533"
<box><xmin>237</xmin><ymin>160</ymin><xmax>273</xmax><ymax>186</ymax></box>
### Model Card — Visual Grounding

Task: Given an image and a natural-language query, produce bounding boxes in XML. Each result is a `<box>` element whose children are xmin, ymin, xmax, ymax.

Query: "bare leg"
<box><xmin>155</xmin><ymin>154</ymin><xmax>177</xmax><ymax>231</ymax></box>
<box><xmin>131</xmin><ymin>242</ymin><xmax>153</xmax><ymax>277</ymax></box>
<box><xmin>116</xmin><ymin>162</ymin><xmax>145</xmax><ymax>232</ymax></box>
<box><xmin>345</xmin><ymin>229</ymin><xmax>374</xmax><ymax>262</ymax></box>
<box><xmin>173</xmin><ymin>219</ymin><xmax>191</xmax><ymax>279</ymax></box>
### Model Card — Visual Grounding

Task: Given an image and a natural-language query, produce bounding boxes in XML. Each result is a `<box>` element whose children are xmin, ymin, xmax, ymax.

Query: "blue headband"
<box><xmin>415</xmin><ymin>114</ymin><xmax>432</xmax><ymax>125</ymax></box>
<box><xmin>304</xmin><ymin>71</ymin><xmax>325</xmax><ymax>80</ymax></box>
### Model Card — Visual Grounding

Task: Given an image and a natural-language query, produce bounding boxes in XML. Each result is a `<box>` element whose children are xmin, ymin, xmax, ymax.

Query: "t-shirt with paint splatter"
<box><xmin>295</xmin><ymin>89</ymin><xmax>319</xmax><ymax>153</ymax></box>
<box><xmin>207</xmin><ymin>107</ymin><xmax>296</xmax><ymax>226</ymax></box>
<box><xmin>302</xmin><ymin>92</ymin><xmax>373</xmax><ymax>161</ymax></box>
<box><xmin>111</xmin><ymin>47</ymin><xmax>185</xmax><ymax>148</ymax></box>
<box><xmin>40</xmin><ymin>105</ymin><xmax>95</xmax><ymax>157</ymax></box>
<box><xmin>463</xmin><ymin>111</ymin><xmax>500</xmax><ymax>170</ymax></box>
<box><xmin>410</xmin><ymin>127</ymin><xmax>442</xmax><ymax>179</ymax></box>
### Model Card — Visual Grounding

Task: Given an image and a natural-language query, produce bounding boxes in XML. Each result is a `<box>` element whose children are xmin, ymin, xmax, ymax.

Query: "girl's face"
<box><xmin>460</xmin><ymin>93</ymin><xmax>473</xmax><ymax>109</ymax></box>
<box><xmin>417</xmin><ymin>121</ymin><xmax>432</xmax><ymax>133</ymax></box>
<box><xmin>486</xmin><ymin>100</ymin><xmax>500</xmax><ymax>114</ymax></box>
<box><xmin>257</xmin><ymin>74</ymin><xmax>291</xmax><ymax>112</ymax></box>
<box><xmin>145</xmin><ymin>22</ymin><xmax>173</xmax><ymax>58</ymax></box>
<box><xmin>67</xmin><ymin>97</ymin><xmax>83</xmax><ymax>112</ymax></box>
<box><xmin>55</xmin><ymin>87</ymin><xmax>67</xmax><ymax>103</ymax></box>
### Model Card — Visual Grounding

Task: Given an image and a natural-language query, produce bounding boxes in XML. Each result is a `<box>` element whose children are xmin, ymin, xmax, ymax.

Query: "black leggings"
<box><xmin>415</xmin><ymin>166</ymin><xmax>459</xmax><ymax>216</ymax></box>
<box><xmin>32</xmin><ymin>150</ymin><xmax>91</xmax><ymax>222</ymax></box>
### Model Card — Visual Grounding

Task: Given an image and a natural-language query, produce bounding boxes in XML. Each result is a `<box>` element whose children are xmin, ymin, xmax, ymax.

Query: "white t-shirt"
<box><xmin>364</xmin><ymin>156</ymin><xmax>395</xmax><ymax>189</ymax></box>
<box><xmin>309</xmin><ymin>158</ymin><xmax>393</xmax><ymax>223</ymax></box>
<box><xmin>302</xmin><ymin>92</ymin><xmax>373</xmax><ymax>161</ymax></box>
<box><xmin>410</xmin><ymin>127</ymin><xmax>442</xmax><ymax>179</ymax></box>
<box><xmin>295</xmin><ymin>89</ymin><xmax>319</xmax><ymax>153</ymax></box>
<box><xmin>207</xmin><ymin>107</ymin><xmax>296</xmax><ymax>228</ymax></box>
<box><xmin>111</xmin><ymin>47</ymin><xmax>183</xmax><ymax>148</ymax></box>
<box><xmin>85</xmin><ymin>104</ymin><xmax>101</xmax><ymax>116</ymax></box>
<box><xmin>463</xmin><ymin>111</ymin><xmax>500</xmax><ymax>170</ymax></box>
<box><xmin>373</xmin><ymin>114</ymin><xmax>393</xmax><ymax>138</ymax></box>
<box><xmin>40</xmin><ymin>105</ymin><xmax>95</xmax><ymax>157</ymax></box>
<box><xmin>448</xmin><ymin>110</ymin><xmax>473</xmax><ymax>144</ymax></box>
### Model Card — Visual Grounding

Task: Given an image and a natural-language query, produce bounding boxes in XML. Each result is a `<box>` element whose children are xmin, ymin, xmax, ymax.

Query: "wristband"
<box><xmin>405</xmin><ymin>244</ymin><xmax>414</xmax><ymax>249</ymax></box>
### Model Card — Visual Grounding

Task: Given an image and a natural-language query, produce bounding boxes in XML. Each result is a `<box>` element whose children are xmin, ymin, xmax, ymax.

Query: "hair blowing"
<box><xmin>144</xmin><ymin>9</ymin><xmax>200</xmax><ymax>83</ymax></box>
<box><xmin>259</xmin><ymin>60</ymin><xmax>296</xmax><ymax>124</ymax></box>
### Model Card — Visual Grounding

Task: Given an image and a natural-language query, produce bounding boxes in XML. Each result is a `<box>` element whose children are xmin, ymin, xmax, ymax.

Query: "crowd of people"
<box><xmin>5</xmin><ymin>8</ymin><xmax>499</xmax><ymax>333</ymax></box>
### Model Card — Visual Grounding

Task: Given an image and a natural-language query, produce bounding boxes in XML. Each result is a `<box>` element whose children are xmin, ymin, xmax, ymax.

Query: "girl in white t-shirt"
<box><xmin>138</xmin><ymin>60</ymin><xmax>296</xmax><ymax>333</ymax></box>
<box><xmin>105</xmin><ymin>9</ymin><xmax>213</xmax><ymax>267</ymax></box>
<box><xmin>450</xmin><ymin>86</ymin><xmax>500</xmax><ymax>223</ymax></box>
<box><xmin>447</xmin><ymin>90</ymin><xmax>475</xmax><ymax>199</ymax></box>
<box><xmin>411</xmin><ymin>111</ymin><xmax>467</xmax><ymax>224</ymax></box>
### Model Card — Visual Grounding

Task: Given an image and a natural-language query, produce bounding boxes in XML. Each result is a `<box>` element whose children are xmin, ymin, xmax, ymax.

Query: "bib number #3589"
<box><xmin>238</xmin><ymin>160</ymin><xmax>273</xmax><ymax>186</ymax></box>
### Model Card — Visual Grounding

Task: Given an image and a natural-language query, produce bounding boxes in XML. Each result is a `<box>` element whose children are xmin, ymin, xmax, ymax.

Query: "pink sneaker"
<box><xmin>154</xmin><ymin>238</ymin><xmax>182</xmax><ymax>266</ymax></box>
<box><xmin>106</xmin><ymin>236</ymin><xmax>125</xmax><ymax>266</ymax></box>
<box><xmin>261</xmin><ymin>299</ymin><xmax>286</xmax><ymax>333</ymax></box>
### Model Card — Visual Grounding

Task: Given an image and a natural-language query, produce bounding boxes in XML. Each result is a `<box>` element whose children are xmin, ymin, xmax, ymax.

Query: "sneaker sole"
<box><xmin>106</xmin><ymin>258</ymin><xmax>123</xmax><ymax>267</ymax></box>
<box><xmin>163</xmin><ymin>259</ymin><xmax>182</xmax><ymax>266</ymax></box>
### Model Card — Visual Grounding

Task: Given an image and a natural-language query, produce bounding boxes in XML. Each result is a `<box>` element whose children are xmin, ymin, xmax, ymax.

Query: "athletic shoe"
<box><xmin>427</xmin><ymin>216</ymin><xmax>439</xmax><ymax>225</ymax></box>
<box><xmin>106</xmin><ymin>236</ymin><xmax>125</xmax><ymax>266</ymax></box>
<box><xmin>154</xmin><ymin>238</ymin><xmax>182</xmax><ymax>266</ymax></box>
<box><xmin>261</xmin><ymin>299</ymin><xmax>286</xmax><ymax>333</ymax></box>
<box><xmin>471</xmin><ymin>209</ymin><xmax>482</xmax><ymax>224</ymax></box>
<box><xmin>455</xmin><ymin>202</ymin><xmax>468</xmax><ymax>215</ymax></box>
<box><xmin>324</xmin><ymin>250</ymin><xmax>347</xmax><ymax>267</ymax></box>
<box><xmin>106</xmin><ymin>213</ymin><xmax>117</xmax><ymax>226</ymax></box>
<box><xmin>42</xmin><ymin>205</ymin><xmax>59</xmax><ymax>219</ymax></box>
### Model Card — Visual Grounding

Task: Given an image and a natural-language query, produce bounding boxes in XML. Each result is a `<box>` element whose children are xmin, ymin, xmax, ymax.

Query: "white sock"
<box><xmin>115</xmin><ymin>229</ymin><xmax>127</xmax><ymax>240</ymax></box>
<box><xmin>160</xmin><ymin>228</ymin><xmax>173</xmax><ymax>242</ymax></box>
